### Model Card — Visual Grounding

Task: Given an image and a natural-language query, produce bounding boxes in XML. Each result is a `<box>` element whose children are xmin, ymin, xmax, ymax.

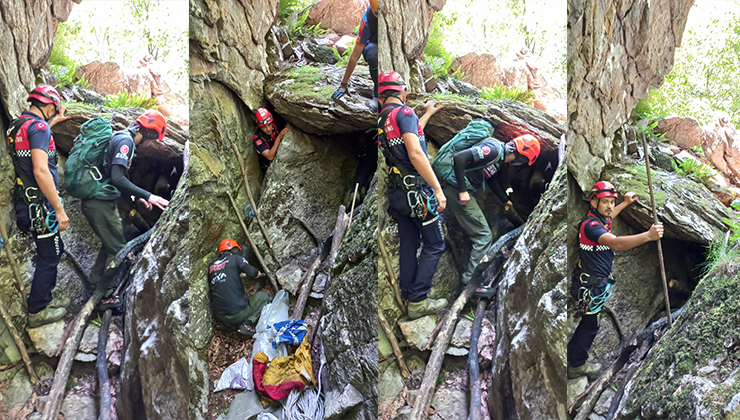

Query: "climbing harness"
<box><xmin>576</xmin><ymin>271</ymin><xmax>615</xmax><ymax>315</ymax></box>
<box><xmin>642</xmin><ymin>135</ymin><xmax>673</xmax><ymax>328</ymax></box>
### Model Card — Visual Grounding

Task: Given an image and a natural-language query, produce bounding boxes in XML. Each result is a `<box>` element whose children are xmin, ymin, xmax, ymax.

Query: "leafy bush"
<box><xmin>676</xmin><ymin>158</ymin><xmax>715</xmax><ymax>185</ymax></box>
<box><xmin>481</xmin><ymin>85</ymin><xmax>535</xmax><ymax>105</ymax></box>
<box><xmin>280</xmin><ymin>0</ymin><xmax>312</xmax><ymax>18</ymax></box>
<box><xmin>423</xmin><ymin>14</ymin><xmax>464</xmax><ymax>81</ymax></box>
<box><xmin>332</xmin><ymin>43</ymin><xmax>354</xmax><ymax>67</ymax></box>
<box><xmin>634</xmin><ymin>120</ymin><xmax>668</xmax><ymax>143</ymax></box>
<box><xmin>104</xmin><ymin>91</ymin><xmax>159</xmax><ymax>110</ymax></box>
<box><xmin>634</xmin><ymin>88</ymin><xmax>670</xmax><ymax>121</ymax></box>
<box><xmin>286</xmin><ymin>10</ymin><xmax>326</xmax><ymax>42</ymax></box>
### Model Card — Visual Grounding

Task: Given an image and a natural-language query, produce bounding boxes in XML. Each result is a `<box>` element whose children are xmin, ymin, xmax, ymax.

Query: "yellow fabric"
<box><xmin>254</xmin><ymin>335</ymin><xmax>315</xmax><ymax>406</ymax></box>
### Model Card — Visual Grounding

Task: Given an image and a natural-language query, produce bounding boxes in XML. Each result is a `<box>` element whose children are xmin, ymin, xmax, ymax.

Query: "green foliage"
<box><xmin>423</xmin><ymin>14</ymin><xmax>464</xmax><ymax>81</ymax></box>
<box><xmin>634</xmin><ymin>88</ymin><xmax>670</xmax><ymax>121</ymax></box>
<box><xmin>332</xmin><ymin>43</ymin><xmax>354</xmax><ymax>67</ymax></box>
<box><xmin>104</xmin><ymin>91</ymin><xmax>159</xmax><ymax>110</ymax></box>
<box><xmin>286</xmin><ymin>10</ymin><xmax>326</xmax><ymax>42</ymax></box>
<box><xmin>279</xmin><ymin>0</ymin><xmax>313</xmax><ymax>18</ymax></box>
<box><xmin>634</xmin><ymin>120</ymin><xmax>668</xmax><ymax>143</ymax></box>
<box><xmin>676</xmin><ymin>158</ymin><xmax>714</xmax><ymax>185</ymax></box>
<box><xmin>481</xmin><ymin>85</ymin><xmax>535</xmax><ymax>105</ymax></box>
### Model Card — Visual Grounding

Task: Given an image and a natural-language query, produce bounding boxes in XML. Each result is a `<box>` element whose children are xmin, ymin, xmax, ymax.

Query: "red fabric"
<box><xmin>252</xmin><ymin>357</ymin><xmax>307</xmax><ymax>401</ymax></box>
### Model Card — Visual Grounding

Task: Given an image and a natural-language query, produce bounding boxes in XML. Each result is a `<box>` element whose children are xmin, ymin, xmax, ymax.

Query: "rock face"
<box><xmin>450</xmin><ymin>53</ymin><xmax>504</xmax><ymax>88</ymax></box>
<box><xmin>488</xmin><ymin>163</ymin><xmax>568</xmax><ymax>420</ymax></box>
<box><xmin>704</xmin><ymin>113</ymin><xmax>740</xmax><ymax>180</ymax></box>
<box><xmin>118</xmin><ymin>159</ymin><xmax>189</xmax><ymax>420</ymax></box>
<box><xmin>75</xmin><ymin>61</ymin><xmax>127</xmax><ymax>95</ymax></box>
<box><xmin>306</xmin><ymin>0</ymin><xmax>367</xmax><ymax>35</ymax></box>
<box><xmin>190</xmin><ymin>0</ymin><xmax>279</xmax><ymax>111</ymax></box>
<box><xmin>321</xmin><ymin>177</ymin><xmax>378</xmax><ymax>420</ymax></box>
<box><xmin>264</xmin><ymin>64</ymin><xmax>376</xmax><ymax>135</ymax></box>
<box><xmin>567</xmin><ymin>0</ymin><xmax>694</xmax><ymax>192</ymax></box>
<box><xmin>378</xmin><ymin>0</ymin><xmax>444</xmax><ymax>92</ymax></box>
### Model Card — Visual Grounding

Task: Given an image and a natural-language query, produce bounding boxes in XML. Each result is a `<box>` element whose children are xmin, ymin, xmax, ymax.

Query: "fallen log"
<box><xmin>97</xmin><ymin>309</ymin><xmax>113</xmax><ymax>420</ymax></box>
<box><xmin>378</xmin><ymin>222</ymin><xmax>405</xmax><ymax>315</ymax></box>
<box><xmin>289</xmin><ymin>209</ymin><xmax>325</xmax><ymax>312</ymax></box>
<box><xmin>309</xmin><ymin>206</ymin><xmax>349</xmax><ymax>347</ymax></box>
<box><xmin>229</xmin><ymin>141</ymin><xmax>282</xmax><ymax>267</ymax></box>
<box><xmin>468</xmin><ymin>299</ymin><xmax>486</xmax><ymax>420</ymax></box>
<box><xmin>0</xmin><ymin>296</ymin><xmax>37</xmax><ymax>384</ymax></box>
<box><xmin>411</xmin><ymin>226</ymin><xmax>524</xmax><ymax>420</ymax></box>
<box><xmin>63</xmin><ymin>249</ymin><xmax>89</xmax><ymax>284</ymax></box>
<box><xmin>378</xmin><ymin>307</ymin><xmax>410</xmax><ymax>378</ymax></box>
<box><xmin>41</xmin><ymin>228</ymin><xmax>153</xmax><ymax>420</ymax></box>
<box><xmin>227</xmin><ymin>191</ymin><xmax>279</xmax><ymax>292</ymax></box>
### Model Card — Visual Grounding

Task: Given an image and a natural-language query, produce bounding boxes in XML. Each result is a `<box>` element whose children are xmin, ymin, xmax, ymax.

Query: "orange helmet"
<box><xmin>136</xmin><ymin>109</ymin><xmax>167</xmax><ymax>141</ymax></box>
<box><xmin>512</xmin><ymin>134</ymin><xmax>540</xmax><ymax>166</ymax></box>
<box><xmin>218</xmin><ymin>239</ymin><xmax>242</xmax><ymax>254</ymax></box>
<box><xmin>590</xmin><ymin>181</ymin><xmax>618</xmax><ymax>200</ymax></box>
<box><xmin>369</xmin><ymin>0</ymin><xmax>378</xmax><ymax>16</ymax></box>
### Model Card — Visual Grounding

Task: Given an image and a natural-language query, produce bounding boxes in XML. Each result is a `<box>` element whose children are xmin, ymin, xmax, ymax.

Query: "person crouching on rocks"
<box><xmin>568</xmin><ymin>181</ymin><xmax>664</xmax><ymax>379</ymax></box>
<box><xmin>253</xmin><ymin>108</ymin><xmax>289</xmax><ymax>173</ymax></box>
<box><xmin>208</xmin><ymin>239</ymin><xmax>272</xmax><ymax>337</ymax></box>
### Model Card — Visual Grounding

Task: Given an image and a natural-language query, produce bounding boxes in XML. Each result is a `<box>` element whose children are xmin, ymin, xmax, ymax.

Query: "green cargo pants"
<box><xmin>81</xmin><ymin>198</ymin><xmax>126</xmax><ymax>293</ymax></box>
<box><xmin>214</xmin><ymin>291</ymin><xmax>272</xmax><ymax>327</ymax></box>
<box><xmin>442</xmin><ymin>184</ymin><xmax>493</xmax><ymax>285</ymax></box>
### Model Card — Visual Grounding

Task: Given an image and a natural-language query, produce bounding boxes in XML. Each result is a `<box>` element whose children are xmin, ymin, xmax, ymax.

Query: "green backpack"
<box><xmin>432</xmin><ymin>119</ymin><xmax>497</xmax><ymax>192</ymax></box>
<box><xmin>63</xmin><ymin>117</ymin><xmax>120</xmax><ymax>201</ymax></box>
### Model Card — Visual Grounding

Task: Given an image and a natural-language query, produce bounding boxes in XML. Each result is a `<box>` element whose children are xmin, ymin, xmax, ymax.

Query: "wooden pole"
<box><xmin>226</xmin><ymin>191</ymin><xmax>279</xmax><ymax>292</ymax></box>
<box><xmin>97</xmin><ymin>310</ymin><xmax>113</xmax><ymax>420</ymax></box>
<box><xmin>467</xmin><ymin>300</ymin><xmax>486</xmax><ymax>420</ymax></box>
<box><xmin>348</xmin><ymin>183</ymin><xmax>359</xmax><ymax>228</ymax></box>
<box><xmin>0</xmin><ymin>217</ymin><xmax>26</xmax><ymax>299</ymax></box>
<box><xmin>63</xmin><ymin>249</ymin><xmax>90</xmax><ymax>284</ymax></box>
<box><xmin>0</xmin><ymin>297</ymin><xmax>37</xmax><ymax>384</ymax></box>
<box><xmin>642</xmin><ymin>136</ymin><xmax>672</xmax><ymax>329</ymax></box>
<box><xmin>378</xmin><ymin>307</ymin><xmax>410</xmax><ymax>378</ymax></box>
<box><xmin>229</xmin><ymin>141</ymin><xmax>282</xmax><ymax>267</ymax></box>
<box><xmin>378</xmin><ymin>224</ymin><xmax>406</xmax><ymax>315</ymax></box>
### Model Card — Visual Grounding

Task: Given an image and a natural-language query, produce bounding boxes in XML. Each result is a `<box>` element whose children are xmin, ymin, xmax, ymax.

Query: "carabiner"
<box><xmin>90</xmin><ymin>166</ymin><xmax>103</xmax><ymax>181</ymax></box>
<box><xmin>25</xmin><ymin>187</ymin><xmax>39</xmax><ymax>201</ymax></box>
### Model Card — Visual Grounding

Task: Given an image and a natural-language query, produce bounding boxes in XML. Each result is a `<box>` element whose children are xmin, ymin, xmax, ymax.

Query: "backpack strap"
<box><xmin>7</xmin><ymin>116</ymin><xmax>40</xmax><ymax>191</ymax></box>
<box><xmin>378</xmin><ymin>104</ymin><xmax>415</xmax><ymax>179</ymax></box>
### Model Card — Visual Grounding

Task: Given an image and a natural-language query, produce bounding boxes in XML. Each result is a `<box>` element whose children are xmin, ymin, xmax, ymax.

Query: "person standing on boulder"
<box><xmin>81</xmin><ymin>109</ymin><xmax>170</xmax><ymax>310</ymax></box>
<box><xmin>443</xmin><ymin>134</ymin><xmax>541</xmax><ymax>287</ymax></box>
<box><xmin>377</xmin><ymin>70</ymin><xmax>448</xmax><ymax>320</ymax></box>
<box><xmin>208</xmin><ymin>239</ymin><xmax>271</xmax><ymax>337</ymax></box>
<box><xmin>252</xmin><ymin>108</ymin><xmax>289</xmax><ymax>172</ymax></box>
<box><xmin>9</xmin><ymin>86</ymin><xmax>71</xmax><ymax>327</ymax></box>
<box><xmin>568</xmin><ymin>181</ymin><xmax>664</xmax><ymax>379</ymax></box>
<box><xmin>330</xmin><ymin>0</ymin><xmax>378</xmax><ymax>110</ymax></box>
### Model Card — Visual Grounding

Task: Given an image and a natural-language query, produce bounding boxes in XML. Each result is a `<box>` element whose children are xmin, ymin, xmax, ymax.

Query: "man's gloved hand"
<box><xmin>331</xmin><ymin>82</ymin><xmax>349</xmax><ymax>100</ymax></box>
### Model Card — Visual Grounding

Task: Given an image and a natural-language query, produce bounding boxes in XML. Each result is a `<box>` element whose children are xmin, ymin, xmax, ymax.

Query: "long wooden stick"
<box><xmin>378</xmin><ymin>224</ymin><xmax>405</xmax><ymax>315</ymax></box>
<box><xmin>42</xmin><ymin>228</ymin><xmax>153</xmax><ymax>420</ymax></box>
<box><xmin>378</xmin><ymin>307</ymin><xmax>410</xmax><ymax>378</ymax></box>
<box><xmin>227</xmin><ymin>191</ymin><xmax>279</xmax><ymax>292</ymax></box>
<box><xmin>229</xmin><ymin>141</ymin><xmax>282</xmax><ymax>267</ymax></box>
<box><xmin>63</xmin><ymin>249</ymin><xmax>89</xmax><ymax>284</ymax></box>
<box><xmin>0</xmin><ymin>217</ymin><xmax>26</xmax><ymax>298</ymax></box>
<box><xmin>0</xmin><ymin>297</ymin><xmax>37</xmax><ymax>384</ymax></box>
<box><xmin>289</xmin><ymin>210</ymin><xmax>324</xmax><ymax>299</ymax></box>
<box><xmin>468</xmin><ymin>300</ymin><xmax>486</xmax><ymax>420</ymax></box>
<box><xmin>97</xmin><ymin>309</ymin><xmax>113</xmax><ymax>420</ymax></box>
<box><xmin>642</xmin><ymin>136</ymin><xmax>672</xmax><ymax>329</ymax></box>
<box><xmin>411</xmin><ymin>226</ymin><xmax>523</xmax><ymax>420</ymax></box>
<box><xmin>348</xmin><ymin>183</ymin><xmax>359</xmax><ymax>228</ymax></box>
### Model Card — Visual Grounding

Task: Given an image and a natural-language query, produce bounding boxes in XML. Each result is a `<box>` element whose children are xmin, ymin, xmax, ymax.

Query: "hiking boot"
<box><xmin>48</xmin><ymin>295</ymin><xmax>71</xmax><ymax>309</ymax></box>
<box><xmin>28</xmin><ymin>307</ymin><xmax>67</xmax><ymax>328</ymax></box>
<box><xmin>568</xmin><ymin>361</ymin><xmax>603</xmax><ymax>379</ymax></box>
<box><xmin>237</xmin><ymin>321</ymin><xmax>256</xmax><ymax>338</ymax></box>
<box><xmin>407</xmin><ymin>298</ymin><xmax>448</xmax><ymax>320</ymax></box>
<box><xmin>98</xmin><ymin>295</ymin><xmax>123</xmax><ymax>312</ymax></box>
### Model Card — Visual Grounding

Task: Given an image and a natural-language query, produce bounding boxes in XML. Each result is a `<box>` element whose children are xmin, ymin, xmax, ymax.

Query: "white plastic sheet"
<box><xmin>246</xmin><ymin>290</ymin><xmax>290</xmax><ymax>390</ymax></box>
<box><xmin>214</xmin><ymin>357</ymin><xmax>252</xmax><ymax>392</ymax></box>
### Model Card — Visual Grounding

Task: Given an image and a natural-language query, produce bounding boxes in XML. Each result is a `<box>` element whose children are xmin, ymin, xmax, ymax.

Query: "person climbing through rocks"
<box><xmin>252</xmin><ymin>107</ymin><xmax>289</xmax><ymax>173</ymax></box>
<box><xmin>330</xmin><ymin>0</ymin><xmax>378</xmax><ymax>111</ymax></box>
<box><xmin>208</xmin><ymin>239</ymin><xmax>272</xmax><ymax>337</ymax></box>
<box><xmin>8</xmin><ymin>85</ymin><xmax>71</xmax><ymax>327</ymax></box>
<box><xmin>80</xmin><ymin>109</ymin><xmax>170</xmax><ymax>311</ymax></box>
<box><xmin>568</xmin><ymin>181</ymin><xmax>664</xmax><ymax>379</ymax></box>
<box><xmin>377</xmin><ymin>70</ymin><xmax>448</xmax><ymax>320</ymax></box>
<box><xmin>437</xmin><ymin>133</ymin><xmax>541</xmax><ymax>287</ymax></box>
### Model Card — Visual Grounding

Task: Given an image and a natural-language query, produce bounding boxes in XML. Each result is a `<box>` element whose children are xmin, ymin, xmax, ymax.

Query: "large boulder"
<box><xmin>189</xmin><ymin>0</ymin><xmax>279</xmax><ymax>110</ymax></box>
<box><xmin>306</xmin><ymin>0</ymin><xmax>368</xmax><ymax>35</ymax></box>
<box><xmin>488</xmin><ymin>162</ymin><xmax>568</xmax><ymax>420</ymax></box>
<box><xmin>118</xmin><ymin>161</ymin><xmax>190</xmax><ymax>420</ymax></box>
<box><xmin>704</xmin><ymin>113</ymin><xmax>740</xmax><ymax>180</ymax></box>
<box><xmin>264</xmin><ymin>64</ymin><xmax>375</xmax><ymax>135</ymax></box>
<box><xmin>568</xmin><ymin>0</ymin><xmax>694</xmax><ymax>192</ymax></box>
<box><xmin>378</xmin><ymin>0</ymin><xmax>443</xmax><ymax>92</ymax></box>
<box><xmin>75</xmin><ymin>61</ymin><xmax>126</xmax><ymax>95</ymax></box>
<box><xmin>654</xmin><ymin>116</ymin><xmax>704</xmax><ymax>150</ymax></box>
<box><xmin>450</xmin><ymin>53</ymin><xmax>504</xmax><ymax>88</ymax></box>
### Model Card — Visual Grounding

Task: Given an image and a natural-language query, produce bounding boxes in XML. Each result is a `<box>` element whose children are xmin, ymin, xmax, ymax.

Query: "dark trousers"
<box><xmin>27</xmin><ymin>232</ymin><xmax>64</xmax><ymax>314</ymax></box>
<box><xmin>567</xmin><ymin>312</ymin><xmax>600</xmax><ymax>367</ymax></box>
<box><xmin>81</xmin><ymin>199</ymin><xmax>126</xmax><ymax>291</ymax></box>
<box><xmin>393</xmin><ymin>212</ymin><xmax>445</xmax><ymax>303</ymax></box>
<box><xmin>214</xmin><ymin>291</ymin><xmax>272</xmax><ymax>327</ymax></box>
<box><xmin>363</xmin><ymin>42</ymin><xmax>378</xmax><ymax>97</ymax></box>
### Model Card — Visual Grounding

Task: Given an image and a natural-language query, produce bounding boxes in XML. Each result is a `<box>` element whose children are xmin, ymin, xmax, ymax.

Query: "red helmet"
<box><xmin>512</xmin><ymin>134</ymin><xmax>540</xmax><ymax>166</ymax></box>
<box><xmin>590</xmin><ymin>181</ymin><xmax>618</xmax><ymax>200</ymax></box>
<box><xmin>218</xmin><ymin>239</ymin><xmax>242</xmax><ymax>254</ymax></box>
<box><xmin>136</xmin><ymin>109</ymin><xmax>167</xmax><ymax>141</ymax></box>
<box><xmin>378</xmin><ymin>71</ymin><xmax>406</xmax><ymax>96</ymax></box>
<box><xmin>255</xmin><ymin>108</ymin><xmax>273</xmax><ymax>127</ymax></box>
<box><xmin>27</xmin><ymin>85</ymin><xmax>61</xmax><ymax>109</ymax></box>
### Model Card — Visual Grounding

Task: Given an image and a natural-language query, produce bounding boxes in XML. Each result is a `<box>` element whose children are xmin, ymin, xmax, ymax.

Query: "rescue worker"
<box><xmin>568</xmin><ymin>181</ymin><xmax>664</xmax><ymax>378</ymax></box>
<box><xmin>81</xmin><ymin>109</ymin><xmax>170</xmax><ymax>310</ymax></box>
<box><xmin>252</xmin><ymin>108</ymin><xmax>289</xmax><ymax>172</ymax></box>
<box><xmin>377</xmin><ymin>70</ymin><xmax>447</xmax><ymax>320</ymax></box>
<box><xmin>9</xmin><ymin>85</ymin><xmax>71</xmax><ymax>327</ymax></box>
<box><xmin>445</xmin><ymin>134</ymin><xmax>541</xmax><ymax>286</ymax></box>
<box><xmin>330</xmin><ymin>0</ymin><xmax>378</xmax><ymax>110</ymax></box>
<box><xmin>208</xmin><ymin>239</ymin><xmax>272</xmax><ymax>337</ymax></box>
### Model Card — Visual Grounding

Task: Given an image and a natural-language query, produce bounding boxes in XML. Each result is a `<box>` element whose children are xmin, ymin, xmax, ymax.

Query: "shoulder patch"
<box><xmin>589</xmin><ymin>221</ymin><xmax>600</xmax><ymax>226</ymax></box>
<box><xmin>120</xmin><ymin>145</ymin><xmax>129</xmax><ymax>155</ymax></box>
<box><xmin>255</xmin><ymin>139</ymin><xmax>262</xmax><ymax>146</ymax></box>
<box><xmin>481</xmin><ymin>146</ymin><xmax>491</xmax><ymax>155</ymax></box>
<box><xmin>402</xmin><ymin>107</ymin><xmax>413</xmax><ymax>115</ymax></box>
<box><xmin>35</xmin><ymin>122</ymin><xmax>47</xmax><ymax>130</ymax></box>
